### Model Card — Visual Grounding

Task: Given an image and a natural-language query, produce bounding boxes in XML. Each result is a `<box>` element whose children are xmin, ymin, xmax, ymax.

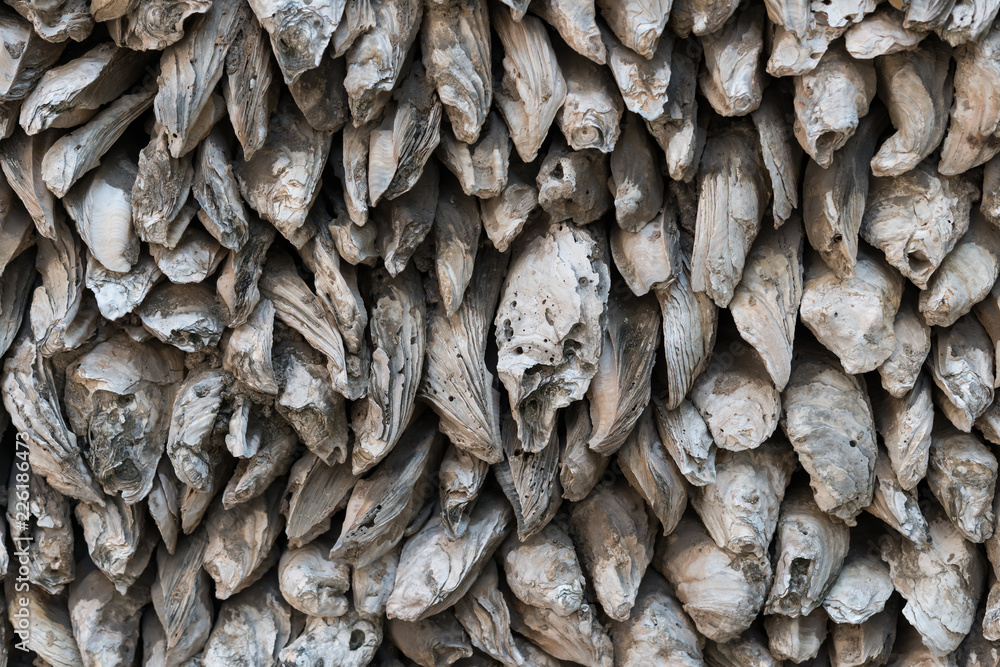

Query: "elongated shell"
<box><xmin>729</xmin><ymin>219</ymin><xmax>803</xmax><ymax>389</ymax></box>
<box><xmin>351</xmin><ymin>265</ymin><xmax>426</xmax><ymax>473</ymax></box>
<box><xmin>781</xmin><ymin>353</ymin><xmax>878</xmax><ymax>524</ymax></box>
<box><xmin>421</xmin><ymin>0</ymin><xmax>492</xmax><ymax>144</ymax></box>
<box><xmin>420</xmin><ymin>244</ymin><xmax>507</xmax><ymax>463</ymax></box>
<box><xmin>495</xmin><ymin>220</ymin><xmax>610</xmax><ymax>454</ymax></box>
<box><xmin>493</xmin><ymin>7</ymin><xmax>567</xmax><ymax>162</ymax></box>
<box><xmin>63</xmin><ymin>150</ymin><xmax>139</xmax><ymax>273</ymax></box>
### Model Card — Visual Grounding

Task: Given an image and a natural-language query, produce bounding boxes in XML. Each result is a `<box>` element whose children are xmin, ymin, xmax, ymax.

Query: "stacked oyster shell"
<box><xmin>2</xmin><ymin>0</ymin><xmax>1000</xmax><ymax>665</ymax></box>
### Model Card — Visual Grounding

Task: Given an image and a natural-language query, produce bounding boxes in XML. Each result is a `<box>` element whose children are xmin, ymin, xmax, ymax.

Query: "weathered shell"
<box><xmin>64</xmin><ymin>336</ymin><xmax>185</xmax><ymax>503</ymax></box>
<box><xmin>495</xmin><ymin>221</ymin><xmax>610</xmax><ymax>454</ymax></box>
<box><xmin>781</xmin><ymin>353</ymin><xmax>878</xmax><ymax>524</ymax></box>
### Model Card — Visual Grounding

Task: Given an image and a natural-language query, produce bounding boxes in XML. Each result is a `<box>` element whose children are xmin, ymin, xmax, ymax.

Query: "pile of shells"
<box><xmin>5</xmin><ymin>0</ymin><xmax>1000</xmax><ymax>665</ymax></box>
